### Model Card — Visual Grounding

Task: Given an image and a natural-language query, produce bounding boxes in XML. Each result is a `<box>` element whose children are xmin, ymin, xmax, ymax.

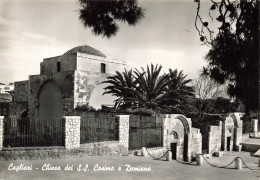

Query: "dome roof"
<box><xmin>63</xmin><ymin>45</ymin><xmax>106</xmax><ymax>58</ymax></box>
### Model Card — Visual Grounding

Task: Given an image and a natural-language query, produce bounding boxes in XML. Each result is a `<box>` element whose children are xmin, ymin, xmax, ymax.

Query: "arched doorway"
<box><xmin>38</xmin><ymin>80</ymin><xmax>63</xmax><ymax>119</ymax></box>
<box><xmin>165</xmin><ymin>115</ymin><xmax>191</xmax><ymax>161</ymax></box>
<box><xmin>34</xmin><ymin>80</ymin><xmax>64</xmax><ymax>146</ymax></box>
<box><xmin>169</xmin><ymin>131</ymin><xmax>178</xmax><ymax>160</ymax></box>
<box><xmin>19</xmin><ymin>110</ymin><xmax>29</xmax><ymax>135</ymax></box>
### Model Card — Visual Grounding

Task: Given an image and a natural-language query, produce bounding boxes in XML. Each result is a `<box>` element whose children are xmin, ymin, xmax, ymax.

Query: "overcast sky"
<box><xmin>0</xmin><ymin>0</ymin><xmax>212</xmax><ymax>84</ymax></box>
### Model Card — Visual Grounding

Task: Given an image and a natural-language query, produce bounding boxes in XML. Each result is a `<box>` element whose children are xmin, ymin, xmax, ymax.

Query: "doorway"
<box><xmin>227</xmin><ymin>137</ymin><xmax>231</xmax><ymax>151</ymax></box>
<box><xmin>171</xmin><ymin>143</ymin><xmax>177</xmax><ymax>160</ymax></box>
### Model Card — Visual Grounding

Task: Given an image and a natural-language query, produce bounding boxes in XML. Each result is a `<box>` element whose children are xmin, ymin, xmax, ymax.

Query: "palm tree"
<box><xmin>102</xmin><ymin>69</ymin><xmax>141</xmax><ymax>110</ymax></box>
<box><xmin>132</xmin><ymin>64</ymin><xmax>174</xmax><ymax>112</ymax></box>
<box><xmin>103</xmin><ymin>64</ymin><xmax>195</xmax><ymax>113</ymax></box>
<box><xmin>164</xmin><ymin>69</ymin><xmax>195</xmax><ymax>113</ymax></box>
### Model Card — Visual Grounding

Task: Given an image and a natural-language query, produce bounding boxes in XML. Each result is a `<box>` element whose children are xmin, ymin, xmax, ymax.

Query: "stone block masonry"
<box><xmin>64</xmin><ymin>116</ymin><xmax>81</xmax><ymax>149</ymax></box>
<box><xmin>117</xmin><ymin>115</ymin><xmax>129</xmax><ymax>150</ymax></box>
<box><xmin>0</xmin><ymin>116</ymin><xmax>3</xmax><ymax>150</ymax></box>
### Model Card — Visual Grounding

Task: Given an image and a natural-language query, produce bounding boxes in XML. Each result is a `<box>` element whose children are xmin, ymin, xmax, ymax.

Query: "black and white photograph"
<box><xmin>0</xmin><ymin>0</ymin><xmax>259</xmax><ymax>179</ymax></box>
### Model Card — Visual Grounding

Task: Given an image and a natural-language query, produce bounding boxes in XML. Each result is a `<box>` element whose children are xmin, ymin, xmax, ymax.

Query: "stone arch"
<box><xmin>168</xmin><ymin>131</ymin><xmax>179</xmax><ymax>143</ymax></box>
<box><xmin>230</xmin><ymin>114</ymin><xmax>238</xmax><ymax>128</ymax></box>
<box><xmin>88</xmin><ymin>83</ymin><xmax>117</xmax><ymax>109</ymax></box>
<box><xmin>37</xmin><ymin>80</ymin><xmax>63</xmax><ymax>119</ymax></box>
<box><xmin>172</xmin><ymin>115</ymin><xmax>191</xmax><ymax>134</ymax></box>
<box><xmin>74</xmin><ymin>71</ymin><xmax>109</xmax><ymax>107</ymax></box>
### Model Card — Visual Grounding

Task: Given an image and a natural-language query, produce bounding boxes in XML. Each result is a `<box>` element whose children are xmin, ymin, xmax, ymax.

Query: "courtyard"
<box><xmin>0</xmin><ymin>151</ymin><xmax>259</xmax><ymax>180</ymax></box>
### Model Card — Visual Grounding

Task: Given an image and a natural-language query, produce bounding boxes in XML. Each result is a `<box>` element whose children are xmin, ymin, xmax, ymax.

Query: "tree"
<box><xmin>194</xmin><ymin>0</ymin><xmax>259</xmax><ymax>113</ymax></box>
<box><xmin>133</xmin><ymin>64</ymin><xmax>179</xmax><ymax>112</ymax></box>
<box><xmin>78</xmin><ymin>0</ymin><xmax>144</xmax><ymax>38</ymax></box>
<box><xmin>190</xmin><ymin>76</ymin><xmax>231</xmax><ymax>122</ymax></box>
<box><xmin>102</xmin><ymin>69</ymin><xmax>140</xmax><ymax>109</ymax></box>
<box><xmin>102</xmin><ymin>64</ymin><xmax>195</xmax><ymax>113</ymax></box>
<box><xmin>164</xmin><ymin>69</ymin><xmax>195</xmax><ymax>113</ymax></box>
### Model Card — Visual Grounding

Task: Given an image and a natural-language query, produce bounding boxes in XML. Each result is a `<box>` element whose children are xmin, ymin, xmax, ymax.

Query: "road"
<box><xmin>0</xmin><ymin>151</ymin><xmax>259</xmax><ymax>180</ymax></box>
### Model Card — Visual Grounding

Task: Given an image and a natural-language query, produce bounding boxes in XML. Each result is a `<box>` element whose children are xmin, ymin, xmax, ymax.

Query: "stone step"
<box><xmin>240</xmin><ymin>138</ymin><xmax>260</xmax><ymax>152</ymax></box>
<box><xmin>253</xmin><ymin>149</ymin><xmax>260</xmax><ymax>157</ymax></box>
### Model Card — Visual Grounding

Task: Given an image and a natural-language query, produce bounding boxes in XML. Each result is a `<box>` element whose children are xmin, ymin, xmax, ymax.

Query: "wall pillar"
<box><xmin>252</xmin><ymin>119</ymin><xmax>258</xmax><ymax>133</ymax></box>
<box><xmin>208</xmin><ymin>126</ymin><xmax>212</xmax><ymax>154</ymax></box>
<box><xmin>0</xmin><ymin>116</ymin><xmax>3</xmax><ymax>150</ymax></box>
<box><xmin>186</xmin><ymin>133</ymin><xmax>192</xmax><ymax>161</ymax></box>
<box><xmin>116</xmin><ymin>115</ymin><xmax>129</xmax><ymax>150</ymax></box>
<box><xmin>63</xmin><ymin>116</ymin><xmax>81</xmax><ymax>149</ymax></box>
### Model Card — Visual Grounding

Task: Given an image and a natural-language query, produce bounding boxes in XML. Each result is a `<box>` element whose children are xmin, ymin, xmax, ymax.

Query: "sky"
<box><xmin>0</xmin><ymin>0</ymin><xmax>212</xmax><ymax>85</ymax></box>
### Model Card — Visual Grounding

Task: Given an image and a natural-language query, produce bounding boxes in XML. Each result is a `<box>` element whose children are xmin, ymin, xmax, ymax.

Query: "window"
<box><xmin>101</xmin><ymin>63</ymin><xmax>106</xmax><ymax>73</ymax></box>
<box><xmin>57</xmin><ymin>62</ymin><xmax>61</xmax><ymax>72</ymax></box>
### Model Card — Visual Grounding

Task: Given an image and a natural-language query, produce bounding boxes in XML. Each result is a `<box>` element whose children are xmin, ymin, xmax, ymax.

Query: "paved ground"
<box><xmin>0</xmin><ymin>151</ymin><xmax>259</xmax><ymax>180</ymax></box>
<box><xmin>243</xmin><ymin>138</ymin><xmax>260</xmax><ymax>145</ymax></box>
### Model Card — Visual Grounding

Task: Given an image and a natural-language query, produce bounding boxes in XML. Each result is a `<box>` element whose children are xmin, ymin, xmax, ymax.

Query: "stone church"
<box><xmin>9</xmin><ymin>45</ymin><xmax>126</xmax><ymax>120</ymax></box>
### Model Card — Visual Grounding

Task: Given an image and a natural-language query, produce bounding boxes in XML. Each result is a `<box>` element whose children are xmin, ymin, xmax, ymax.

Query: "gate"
<box><xmin>129</xmin><ymin>126</ymin><xmax>162</xmax><ymax>150</ymax></box>
<box><xmin>3</xmin><ymin>118</ymin><xmax>64</xmax><ymax>147</ymax></box>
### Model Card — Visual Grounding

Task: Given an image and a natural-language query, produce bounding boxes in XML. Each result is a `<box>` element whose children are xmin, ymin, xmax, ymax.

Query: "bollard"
<box><xmin>196</xmin><ymin>155</ymin><xmax>203</xmax><ymax>166</ymax></box>
<box><xmin>166</xmin><ymin>151</ymin><xmax>172</xmax><ymax>161</ymax></box>
<box><xmin>235</xmin><ymin>158</ymin><xmax>242</xmax><ymax>170</ymax></box>
<box><xmin>141</xmin><ymin>147</ymin><xmax>147</xmax><ymax>157</ymax></box>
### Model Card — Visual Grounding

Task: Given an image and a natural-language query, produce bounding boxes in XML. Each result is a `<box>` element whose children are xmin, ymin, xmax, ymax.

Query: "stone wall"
<box><xmin>77</xmin><ymin>53</ymin><xmax>126</xmax><ymax>74</ymax></box>
<box><xmin>243</xmin><ymin>119</ymin><xmax>258</xmax><ymax>134</ymax></box>
<box><xmin>73</xmin><ymin>70</ymin><xmax>109</xmax><ymax>108</ymax></box>
<box><xmin>14</xmin><ymin>81</ymin><xmax>29</xmax><ymax>102</ymax></box>
<box><xmin>41</xmin><ymin>54</ymin><xmax>77</xmax><ymax>75</ymax></box>
<box><xmin>129</xmin><ymin>115</ymin><xmax>162</xmax><ymax>149</ymax></box>
<box><xmin>9</xmin><ymin>81</ymin><xmax>29</xmax><ymax>119</ymax></box>
<box><xmin>190</xmin><ymin>128</ymin><xmax>202</xmax><ymax>158</ymax></box>
<box><xmin>28</xmin><ymin>71</ymin><xmax>75</xmax><ymax>119</ymax></box>
<box><xmin>64</xmin><ymin>116</ymin><xmax>80</xmax><ymax>149</ymax></box>
<box><xmin>0</xmin><ymin>142</ymin><xmax>128</xmax><ymax>161</ymax></box>
<box><xmin>208</xmin><ymin>122</ymin><xmax>222</xmax><ymax>154</ymax></box>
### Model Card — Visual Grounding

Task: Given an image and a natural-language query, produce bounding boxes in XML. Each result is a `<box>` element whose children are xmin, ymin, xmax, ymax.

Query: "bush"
<box><xmin>186</xmin><ymin>112</ymin><xmax>225</xmax><ymax>125</ymax></box>
<box><xmin>242</xmin><ymin>112</ymin><xmax>259</xmax><ymax>121</ymax></box>
<box><xmin>75</xmin><ymin>103</ymin><xmax>97</xmax><ymax>112</ymax></box>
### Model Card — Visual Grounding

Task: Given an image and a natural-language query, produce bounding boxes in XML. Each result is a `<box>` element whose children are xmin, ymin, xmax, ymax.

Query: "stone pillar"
<box><xmin>63</xmin><ymin>116</ymin><xmax>80</xmax><ymax>149</ymax></box>
<box><xmin>116</xmin><ymin>115</ymin><xmax>129</xmax><ymax>150</ymax></box>
<box><xmin>0</xmin><ymin>116</ymin><xmax>3</xmax><ymax>150</ymax></box>
<box><xmin>141</xmin><ymin>147</ymin><xmax>147</xmax><ymax>157</ymax></box>
<box><xmin>186</xmin><ymin>133</ymin><xmax>192</xmax><ymax>162</ymax></box>
<box><xmin>166</xmin><ymin>151</ymin><xmax>172</xmax><ymax>161</ymax></box>
<box><xmin>252</xmin><ymin>119</ymin><xmax>258</xmax><ymax>133</ymax></box>
<box><xmin>196</xmin><ymin>154</ymin><xmax>203</xmax><ymax>166</ymax></box>
<box><xmin>208</xmin><ymin>126</ymin><xmax>212</xmax><ymax>154</ymax></box>
<box><xmin>235</xmin><ymin>158</ymin><xmax>242</xmax><ymax>170</ymax></box>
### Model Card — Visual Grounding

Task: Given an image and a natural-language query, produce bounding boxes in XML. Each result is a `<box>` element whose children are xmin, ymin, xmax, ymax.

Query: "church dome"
<box><xmin>63</xmin><ymin>45</ymin><xmax>106</xmax><ymax>58</ymax></box>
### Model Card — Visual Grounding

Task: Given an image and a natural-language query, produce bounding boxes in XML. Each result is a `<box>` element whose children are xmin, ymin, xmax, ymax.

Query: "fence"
<box><xmin>3</xmin><ymin>118</ymin><xmax>64</xmax><ymax>147</ymax></box>
<box><xmin>80</xmin><ymin>116</ymin><xmax>119</xmax><ymax>144</ymax></box>
<box><xmin>129</xmin><ymin>126</ymin><xmax>162</xmax><ymax>150</ymax></box>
